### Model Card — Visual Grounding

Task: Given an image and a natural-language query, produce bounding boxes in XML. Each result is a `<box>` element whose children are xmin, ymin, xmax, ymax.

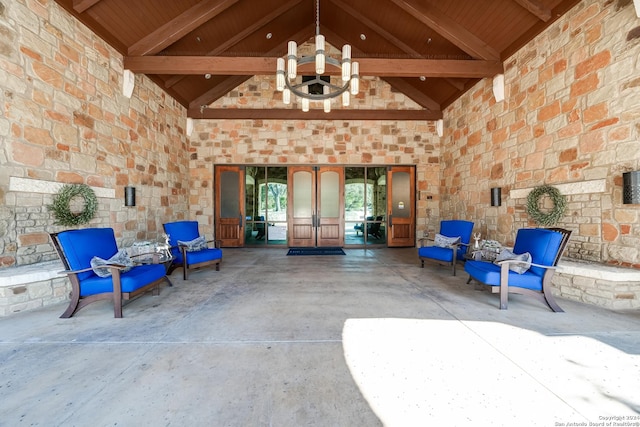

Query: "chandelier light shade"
<box><xmin>276</xmin><ymin>0</ymin><xmax>359</xmax><ymax>111</ymax></box>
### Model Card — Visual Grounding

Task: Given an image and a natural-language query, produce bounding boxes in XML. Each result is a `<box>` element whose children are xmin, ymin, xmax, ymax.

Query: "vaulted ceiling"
<box><xmin>54</xmin><ymin>0</ymin><xmax>581</xmax><ymax>120</ymax></box>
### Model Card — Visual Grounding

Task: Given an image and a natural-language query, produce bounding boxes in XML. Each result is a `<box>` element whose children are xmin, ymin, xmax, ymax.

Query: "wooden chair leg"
<box><xmin>542</xmin><ymin>273</ymin><xmax>564</xmax><ymax>312</ymax></box>
<box><xmin>112</xmin><ymin>270</ymin><xmax>123</xmax><ymax>318</ymax></box>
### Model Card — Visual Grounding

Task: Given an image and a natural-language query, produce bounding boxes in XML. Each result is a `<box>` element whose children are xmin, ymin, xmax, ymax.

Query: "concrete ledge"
<box><xmin>558</xmin><ymin>260</ymin><xmax>640</xmax><ymax>282</ymax></box>
<box><xmin>554</xmin><ymin>259</ymin><xmax>640</xmax><ymax>310</ymax></box>
<box><xmin>0</xmin><ymin>260</ymin><xmax>65</xmax><ymax>288</ymax></box>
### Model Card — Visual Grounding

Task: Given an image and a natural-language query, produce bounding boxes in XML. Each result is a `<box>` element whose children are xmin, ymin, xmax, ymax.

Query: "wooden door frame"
<box><xmin>214</xmin><ymin>165</ymin><xmax>245</xmax><ymax>247</ymax></box>
<box><xmin>387</xmin><ymin>166</ymin><xmax>416</xmax><ymax>247</ymax></box>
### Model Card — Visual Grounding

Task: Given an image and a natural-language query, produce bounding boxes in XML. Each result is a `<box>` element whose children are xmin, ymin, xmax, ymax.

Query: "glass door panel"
<box><xmin>245</xmin><ymin>167</ymin><xmax>265</xmax><ymax>245</ymax></box>
<box><xmin>387</xmin><ymin>166</ymin><xmax>415</xmax><ymax>247</ymax></box>
<box><xmin>215</xmin><ymin>165</ymin><xmax>245</xmax><ymax>247</ymax></box>
<box><xmin>289</xmin><ymin>167</ymin><xmax>316</xmax><ymax>247</ymax></box>
<box><xmin>317</xmin><ymin>167</ymin><xmax>343</xmax><ymax>247</ymax></box>
<box><xmin>265</xmin><ymin>167</ymin><xmax>288</xmax><ymax>245</ymax></box>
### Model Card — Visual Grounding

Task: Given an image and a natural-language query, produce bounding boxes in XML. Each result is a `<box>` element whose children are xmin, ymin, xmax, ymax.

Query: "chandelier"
<box><xmin>276</xmin><ymin>0</ymin><xmax>359</xmax><ymax>112</ymax></box>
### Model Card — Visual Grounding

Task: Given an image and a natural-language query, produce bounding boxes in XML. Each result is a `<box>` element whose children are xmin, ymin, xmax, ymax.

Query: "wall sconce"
<box><xmin>124</xmin><ymin>186</ymin><xmax>136</xmax><ymax>207</ymax></box>
<box><xmin>490</xmin><ymin>187</ymin><xmax>502</xmax><ymax>206</ymax></box>
<box><xmin>623</xmin><ymin>171</ymin><xmax>640</xmax><ymax>204</ymax></box>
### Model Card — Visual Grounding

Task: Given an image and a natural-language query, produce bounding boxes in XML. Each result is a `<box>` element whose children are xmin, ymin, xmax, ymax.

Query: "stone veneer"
<box><xmin>0</xmin><ymin>0</ymin><xmax>191</xmax><ymax>270</ymax></box>
<box><xmin>190</xmin><ymin>75</ymin><xmax>441</xmax><ymax>237</ymax></box>
<box><xmin>440</xmin><ymin>1</ymin><xmax>640</xmax><ymax>269</ymax></box>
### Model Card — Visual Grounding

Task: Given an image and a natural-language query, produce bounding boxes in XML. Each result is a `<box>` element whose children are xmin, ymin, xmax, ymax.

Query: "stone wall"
<box><xmin>441</xmin><ymin>0</ymin><xmax>640</xmax><ymax>268</ymax></box>
<box><xmin>190</xmin><ymin>75</ymin><xmax>441</xmax><ymax>237</ymax></box>
<box><xmin>0</xmin><ymin>0</ymin><xmax>190</xmax><ymax>269</ymax></box>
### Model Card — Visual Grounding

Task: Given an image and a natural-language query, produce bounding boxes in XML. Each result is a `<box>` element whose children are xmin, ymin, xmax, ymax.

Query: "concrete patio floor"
<box><xmin>1</xmin><ymin>248</ymin><xmax>639</xmax><ymax>426</ymax></box>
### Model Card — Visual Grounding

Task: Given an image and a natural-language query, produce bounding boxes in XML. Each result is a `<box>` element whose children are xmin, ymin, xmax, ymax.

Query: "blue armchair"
<box><xmin>51</xmin><ymin>228</ymin><xmax>168</xmax><ymax>318</ymax></box>
<box><xmin>464</xmin><ymin>228</ymin><xmax>571</xmax><ymax>311</ymax></box>
<box><xmin>163</xmin><ymin>221</ymin><xmax>222</xmax><ymax>280</ymax></box>
<box><xmin>418</xmin><ymin>220</ymin><xmax>474</xmax><ymax>275</ymax></box>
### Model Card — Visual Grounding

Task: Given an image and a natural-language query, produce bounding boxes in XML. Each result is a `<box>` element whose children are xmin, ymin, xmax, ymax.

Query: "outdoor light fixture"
<box><xmin>276</xmin><ymin>0</ymin><xmax>359</xmax><ymax>111</ymax></box>
<box><xmin>491</xmin><ymin>187</ymin><xmax>502</xmax><ymax>206</ymax></box>
<box><xmin>124</xmin><ymin>186</ymin><xmax>136</xmax><ymax>207</ymax></box>
<box><xmin>623</xmin><ymin>171</ymin><xmax>640</xmax><ymax>204</ymax></box>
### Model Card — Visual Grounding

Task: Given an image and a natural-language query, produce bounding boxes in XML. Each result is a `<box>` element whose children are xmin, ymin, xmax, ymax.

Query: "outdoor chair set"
<box><xmin>418</xmin><ymin>220</ymin><xmax>571</xmax><ymax>312</ymax></box>
<box><xmin>50</xmin><ymin>221</ymin><xmax>222</xmax><ymax>318</ymax></box>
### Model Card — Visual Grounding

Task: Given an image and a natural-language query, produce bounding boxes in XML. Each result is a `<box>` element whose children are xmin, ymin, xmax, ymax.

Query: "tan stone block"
<box><xmin>9</xmin><ymin>141</ymin><xmax>45</xmax><ymax>167</ymax></box>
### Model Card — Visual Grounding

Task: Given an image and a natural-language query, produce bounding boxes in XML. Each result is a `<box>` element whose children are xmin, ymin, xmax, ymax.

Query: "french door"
<box><xmin>214</xmin><ymin>165</ymin><xmax>245</xmax><ymax>247</ymax></box>
<box><xmin>288</xmin><ymin>166</ymin><xmax>344</xmax><ymax>247</ymax></box>
<box><xmin>215</xmin><ymin>165</ymin><xmax>414</xmax><ymax>248</ymax></box>
<box><xmin>387</xmin><ymin>166</ymin><xmax>415</xmax><ymax>247</ymax></box>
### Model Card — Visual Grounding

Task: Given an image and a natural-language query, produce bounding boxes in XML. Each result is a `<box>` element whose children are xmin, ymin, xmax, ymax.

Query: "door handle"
<box><xmin>312</xmin><ymin>214</ymin><xmax>317</xmax><ymax>228</ymax></box>
<box><xmin>239</xmin><ymin>214</ymin><xmax>243</xmax><ymax>228</ymax></box>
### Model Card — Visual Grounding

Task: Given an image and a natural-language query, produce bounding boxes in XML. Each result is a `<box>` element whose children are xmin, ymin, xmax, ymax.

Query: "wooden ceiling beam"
<box><xmin>124</xmin><ymin>56</ymin><xmax>503</xmax><ymax>78</ymax></box>
<box><xmin>383</xmin><ymin>78</ymin><xmax>441</xmax><ymax>111</ymax></box>
<box><xmin>186</xmin><ymin>24</ymin><xmax>318</xmax><ymax>108</ymax></box>
<box><xmin>188</xmin><ymin>76</ymin><xmax>251</xmax><ymax>110</ymax></box>
<box><xmin>164</xmin><ymin>0</ymin><xmax>307</xmax><ymax>89</ymax></box>
<box><xmin>331</xmin><ymin>0</ymin><xmax>421</xmax><ymax>57</ymax></box>
<box><xmin>512</xmin><ymin>0</ymin><xmax>552</xmax><ymax>22</ymax></box>
<box><xmin>128</xmin><ymin>0</ymin><xmax>241</xmax><ymax>56</ymax></box>
<box><xmin>73</xmin><ymin>0</ymin><xmax>102</xmax><ymax>13</ymax></box>
<box><xmin>389</xmin><ymin>0</ymin><xmax>499</xmax><ymax>60</ymax></box>
<box><xmin>187</xmin><ymin>108</ymin><xmax>442</xmax><ymax>121</ymax></box>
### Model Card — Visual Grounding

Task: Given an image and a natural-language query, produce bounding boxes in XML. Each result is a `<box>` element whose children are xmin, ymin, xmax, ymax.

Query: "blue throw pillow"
<box><xmin>90</xmin><ymin>250</ymin><xmax>133</xmax><ymax>278</ymax></box>
<box><xmin>494</xmin><ymin>249</ymin><xmax>532</xmax><ymax>274</ymax></box>
<box><xmin>177</xmin><ymin>236</ymin><xmax>207</xmax><ymax>252</ymax></box>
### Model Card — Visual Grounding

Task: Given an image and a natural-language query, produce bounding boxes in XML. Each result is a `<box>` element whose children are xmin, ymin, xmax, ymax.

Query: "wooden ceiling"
<box><xmin>54</xmin><ymin>0</ymin><xmax>581</xmax><ymax>120</ymax></box>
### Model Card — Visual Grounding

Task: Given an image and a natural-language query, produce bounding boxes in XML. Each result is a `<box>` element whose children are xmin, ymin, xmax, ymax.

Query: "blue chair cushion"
<box><xmin>57</xmin><ymin>228</ymin><xmax>119</xmax><ymax>281</ymax></box>
<box><xmin>163</xmin><ymin>221</ymin><xmax>222</xmax><ymax>265</ymax></box>
<box><xmin>464</xmin><ymin>260</ymin><xmax>544</xmax><ymax>291</ymax></box>
<box><xmin>164</xmin><ymin>221</ymin><xmax>201</xmax><ymax>263</ymax></box>
<box><xmin>185</xmin><ymin>247</ymin><xmax>222</xmax><ymax>265</ymax></box>
<box><xmin>464</xmin><ymin>228</ymin><xmax>564</xmax><ymax>291</ymax></box>
<box><xmin>80</xmin><ymin>263</ymin><xmax>166</xmax><ymax>296</ymax></box>
<box><xmin>418</xmin><ymin>246</ymin><xmax>455</xmax><ymax>263</ymax></box>
<box><xmin>439</xmin><ymin>220</ymin><xmax>474</xmax><ymax>260</ymax></box>
<box><xmin>512</xmin><ymin>228</ymin><xmax>562</xmax><ymax>277</ymax></box>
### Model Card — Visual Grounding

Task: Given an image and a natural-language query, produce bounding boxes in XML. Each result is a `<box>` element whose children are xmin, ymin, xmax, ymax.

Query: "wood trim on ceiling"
<box><xmin>128</xmin><ymin>0</ymin><xmax>241</xmax><ymax>56</ymax></box>
<box><xmin>512</xmin><ymin>0</ymin><xmax>552</xmax><ymax>22</ymax></box>
<box><xmin>124</xmin><ymin>56</ymin><xmax>503</xmax><ymax>78</ymax></box>
<box><xmin>73</xmin><ymin>0</ymin><xmax>101</xmax><ymax>13</ymax></box>
<box><xmin>388</xmin><ymin>0</ymin><xmax>500</xmax><ymax>60</ymax></box>
<box><xmin>188</xmin><ymin>108</ymin><xmax>443</xmax><ymax>121</ymax></box>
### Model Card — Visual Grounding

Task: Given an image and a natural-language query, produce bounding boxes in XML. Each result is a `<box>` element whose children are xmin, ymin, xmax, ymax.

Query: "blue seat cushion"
<box><xmin>164</xmin><ymin>221</ymin><xmax>201</xmax><ymax>263</ymax></box>
<box><xmin>464</xmin><ymin>260</ymin><xmax>545</xmax><ymax>291</ymax></box>
<box><xmin>419</xmin><ymin>246</ymin><xmax>455</xmax><ymax>263</ymax></box>
<box><xmin>56</xmin><ymin>228</ymin><xmax>119</xmax><ymax>281</ymax></box>
<box><xmin>80</xmin><ymin>264</ymin><xmax>166</xmax><ymax>296</ymax></box>
<box><xmin>185</xmin><ymin>247</ymin><xmax>222</xmax><ymax>265</ymax></box>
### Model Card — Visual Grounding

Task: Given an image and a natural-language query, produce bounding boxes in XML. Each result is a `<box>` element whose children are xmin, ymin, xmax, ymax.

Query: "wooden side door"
<box><xmin>317</xmin><ymin>166</ymin><xmax>344</xmax><ymax>247</ymax></box>
<box><xmin>215</xmin><ymin>165</ymin><xmax>245</xmax><ymax>247</ymax></box>
<box><xmin>288</xmin><ymin>166</ymin><xmax>316</xmax><ymax>247</ymax></box>
<box><xmin>387</xmin><ymin>166</ymin><xmax>415</xmax><ymax>247</ymax></box>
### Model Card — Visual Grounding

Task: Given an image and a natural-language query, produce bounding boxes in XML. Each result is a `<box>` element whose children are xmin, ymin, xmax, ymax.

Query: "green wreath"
<box><xmin>526</xmin><ymin>185</ymin><xmax>567</xmax><ymax>226</ymax></box>
<box><xmin>48</xmin><ymin>184</ymin><xmax>98</xmax><ymax>226</ymax></box>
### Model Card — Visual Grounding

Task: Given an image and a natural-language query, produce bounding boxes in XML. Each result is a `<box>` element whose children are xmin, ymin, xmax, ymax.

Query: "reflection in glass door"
<box><xmin>344</xmin><ymin>167</ymin><xmax>387</xmax><ymax>246</ymax></box>
<box><xmin>245</xmin><ymin>166</ymin><xmax>288</xmax><ymax>246</ymax></box>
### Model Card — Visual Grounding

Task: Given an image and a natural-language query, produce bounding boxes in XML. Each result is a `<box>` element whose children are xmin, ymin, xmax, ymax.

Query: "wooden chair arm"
<box><xmin>418</xmin><ymin>237</ymin><xmax>435</xmax><ymax>247</ymax></box>
<box><xmin>206</xmin><ymin>239</ymin><xmax>222</xmax><ymax>248</ymax></box>
<box><xmin>495</xmin><ymin>259</ymin><xmax>556</xmax><ymax>270</ymax></box>
<box><xmin>57</xmin><ymin>263</ymin><xmax>126</xmax><ymax>276</ymax></box>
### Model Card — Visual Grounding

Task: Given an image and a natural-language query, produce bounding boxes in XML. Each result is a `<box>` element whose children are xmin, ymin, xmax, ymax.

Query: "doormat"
<box><xmin>287</xmin><ymin>247</ymin><xmax>346</xmax><ymax>256</ymax></box>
